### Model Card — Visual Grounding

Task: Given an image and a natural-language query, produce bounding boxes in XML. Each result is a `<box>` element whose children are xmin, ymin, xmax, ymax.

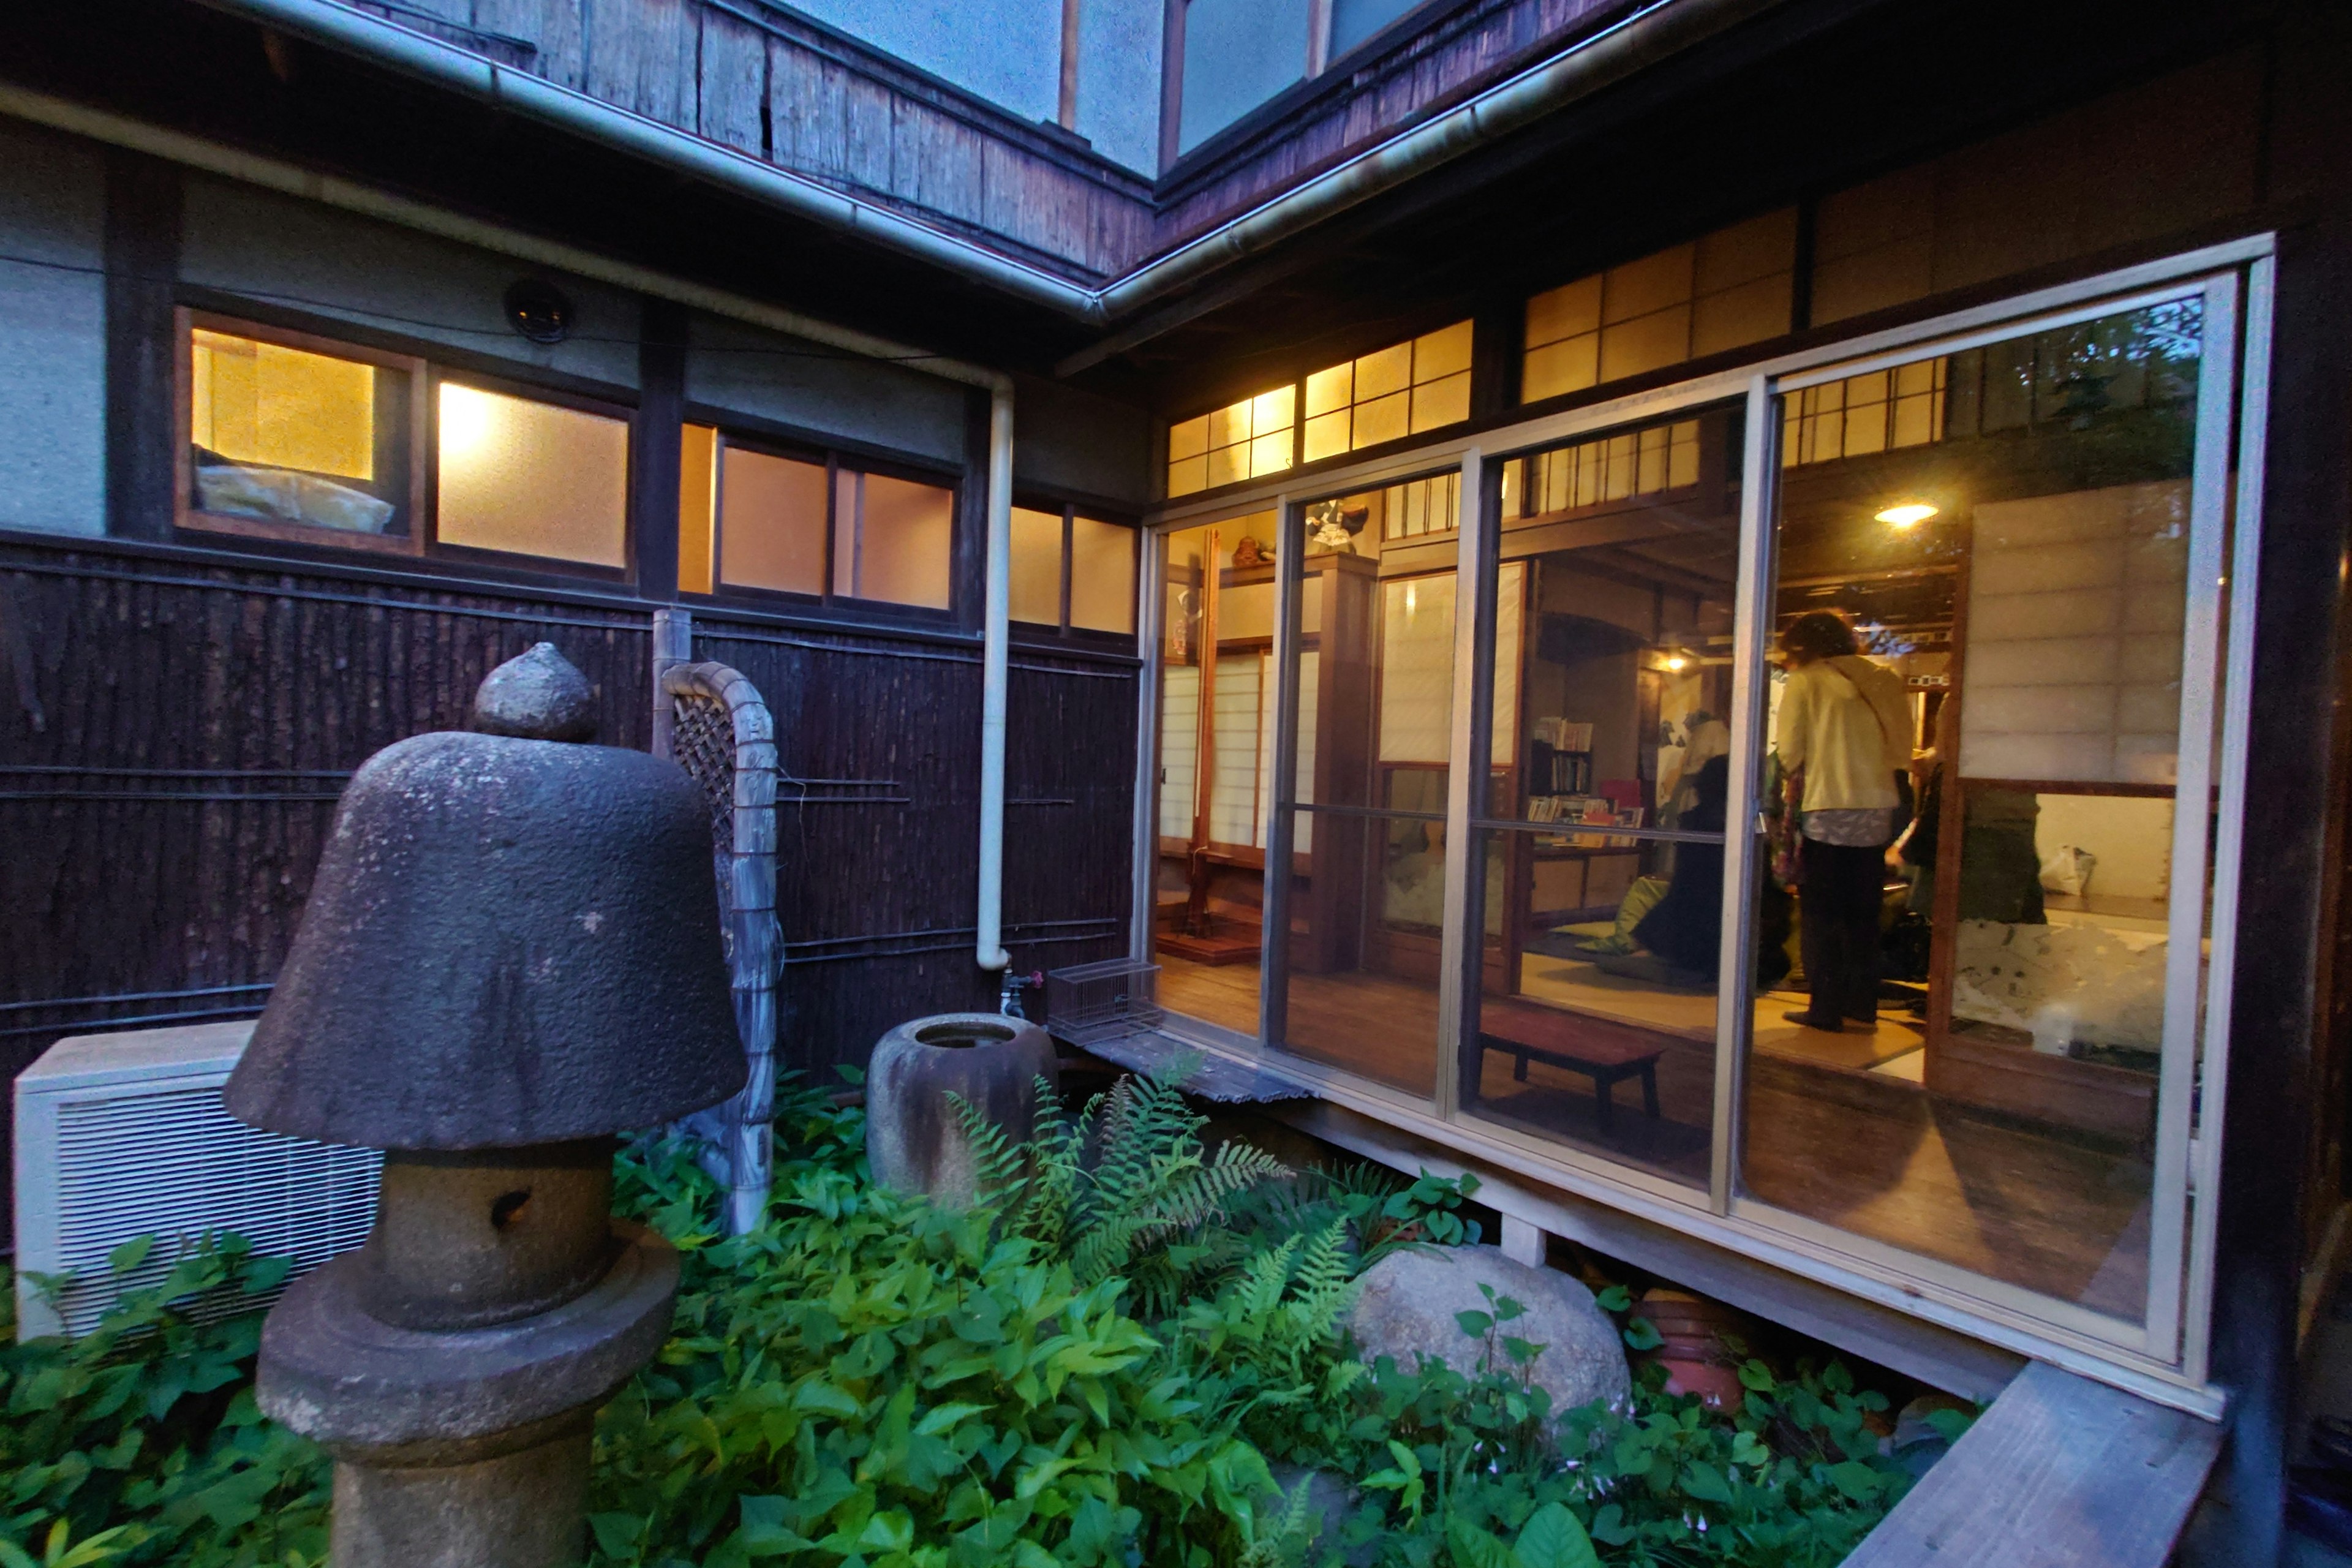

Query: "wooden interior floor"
<box><xmin>1155</xmin><ymin>949</ymin><xmax>2149</xmax><ymax>1317</ymax></box>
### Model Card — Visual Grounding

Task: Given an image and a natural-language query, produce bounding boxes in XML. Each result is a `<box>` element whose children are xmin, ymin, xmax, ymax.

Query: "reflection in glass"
<box><xmin>1461</xmin><ymin>405</ymin><xmax>1743</xmax><ymax>1186</ymax></box>
<box><xmin>1151</xmin><ymin>515</ymin><xmax>1282</xmax><ymax>1039</ymax></box>
<box><xmin>1740</xmin><ymin>300</ymin><xmax>2206</xmax><ymax>1321</ymax></box>
<box><xmin>1272</xmin><ymin>478</ymin><xmax>1477</xmax><ymax>1098</ymax></box>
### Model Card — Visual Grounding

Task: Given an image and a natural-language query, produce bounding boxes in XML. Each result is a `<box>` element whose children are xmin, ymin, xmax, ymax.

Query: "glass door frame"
<box><xmin>1132</xmin><ymin>234</ymin><xmax>2275</xmax><ymax>1409</ymax></box>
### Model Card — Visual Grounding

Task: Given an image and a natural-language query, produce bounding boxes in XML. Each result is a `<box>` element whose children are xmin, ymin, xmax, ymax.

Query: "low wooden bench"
<box><xmin>1477</xmin><ymin>998</ymin><xmax>1665</xmax><ymax>1134</ymax></box>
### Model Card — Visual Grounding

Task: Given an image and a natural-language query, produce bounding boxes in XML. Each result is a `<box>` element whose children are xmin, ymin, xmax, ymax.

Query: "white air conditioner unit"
<box><xmin>13</xmin><ymin>1019</ymin><xmax>382</xmax><ymax>1340</ymax></box>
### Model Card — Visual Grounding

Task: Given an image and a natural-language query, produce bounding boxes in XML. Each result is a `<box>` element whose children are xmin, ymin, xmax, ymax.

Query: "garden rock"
<box><xmin>1347</xmin><ymin>1245</ymin><xmax>1630</xmax><ymax>1415</ymax></box>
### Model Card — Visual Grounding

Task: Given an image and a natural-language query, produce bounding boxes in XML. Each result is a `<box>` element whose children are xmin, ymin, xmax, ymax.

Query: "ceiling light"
<box><xmin>1876</xmin><ymin>501</ymin><xmax>1939</xmax><ymax>528</ymax></box>
<box><xmin>1660</xmin><ymin>652</ymin><xmax>1690</xmax><ymax>672</ymax></box>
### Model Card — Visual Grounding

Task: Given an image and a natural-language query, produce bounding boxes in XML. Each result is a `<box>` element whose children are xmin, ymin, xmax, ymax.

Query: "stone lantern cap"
<box><xmin>225</xmin><ymin>646</ymin><xmax>745</xmax><ymax>1150</ymax></box>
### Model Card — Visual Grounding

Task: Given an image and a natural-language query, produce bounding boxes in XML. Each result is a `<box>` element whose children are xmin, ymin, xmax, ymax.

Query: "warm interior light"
<box><xmin>439</xmin><ymin>383</ymin><xmax>497</xmax><ymax>462</ymax></box>
<box><xmin>1660</xmin><ymin>652</ymin><xmax>1690</xmax><ymax>672</ymax></box>
<box><xmin>1876</xmin><ymin>501</ymin><xmax>1939</xmax><ymax>528</ymax></box>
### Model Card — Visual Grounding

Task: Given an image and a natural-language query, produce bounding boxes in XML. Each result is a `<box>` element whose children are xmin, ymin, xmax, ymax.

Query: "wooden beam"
<box><xmin>102</xmin><ymin>149</ymin><xmax>180</xmax><ymax>543</ymax></box>
<box><xmin>1842</xmin><ymin>1360</ymin><xmax>2221</xmax><ymax>1568</ymax></box>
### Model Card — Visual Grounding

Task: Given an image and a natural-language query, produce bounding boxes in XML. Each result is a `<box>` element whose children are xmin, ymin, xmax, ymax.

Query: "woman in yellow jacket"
<box><xmin>1774</xmin><ymin>611</ymin><xmax>1913</xmax><ymax>1033</ymax></box>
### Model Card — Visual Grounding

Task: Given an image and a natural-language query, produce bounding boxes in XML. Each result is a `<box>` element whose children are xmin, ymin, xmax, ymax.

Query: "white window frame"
<box><xmin>1130</xmin><ymin>235</ymin><xmax>2276</xmax><ymax>1414</ymax></box>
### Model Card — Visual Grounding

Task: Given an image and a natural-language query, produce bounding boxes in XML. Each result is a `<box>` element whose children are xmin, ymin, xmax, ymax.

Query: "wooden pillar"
<box><xmin>103</xmin><ymin>149</ymin><xmax>179</xmax><ymax>543</ymax></box>
<box><xmin>633</xmin><ymin>295</ymin><xmax>688</xmax><ymax>603</ymax></box>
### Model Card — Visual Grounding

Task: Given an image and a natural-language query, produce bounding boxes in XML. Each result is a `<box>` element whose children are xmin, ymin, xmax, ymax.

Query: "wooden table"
<box><xmin>1477</xmin><ymin>998</ymin><xmax>1664</xmax><ymax>1133</ymax></box>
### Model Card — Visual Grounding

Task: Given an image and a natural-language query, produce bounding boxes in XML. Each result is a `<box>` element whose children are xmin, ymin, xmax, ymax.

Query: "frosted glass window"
<box><xmin>192</xmin><ymin>330</ymin><xmax>374</xmax><ymax>480</ymax></box>
<box><xmin>437</xmin><ymin>383</ymin><xmax>627</xmax><ymax>567</ymax></box>
<box><xmin>1523</xmin><ymin>211</ymin><xmax>1794</xmax><ymax>403</ymax></box>
<box><xmin>1069</xmin><ymin>516</ymin><xmax>1137</xmax><ymax>633</ymax></box>
<box><xmin>1302</xmin><ymin>320</ymin><xmax>1473</xmax><ymax>462</ymax></box>
<box><xmin>1167</xmin><ymin>385</ymin><xmax>1294</xmax><ymax>497</ymax></box>
<box><xmin>678</xmin><ymin>424</ymin><xmax>717</xmax><ymax>594</ymax></box>
<box><xmin>835</xmin><ymin>470</ymin><xmax>952</xmax><ymax>609</ymax></box>
<box><xmin>721</xmin><ymin>445</ymin><xmax>828</xmax><ymax>595</ymax></box>
<box><xmin>1010</xmin><ymin>506</ymin><xmax>1065</xmax><ymax>625</ymax></box>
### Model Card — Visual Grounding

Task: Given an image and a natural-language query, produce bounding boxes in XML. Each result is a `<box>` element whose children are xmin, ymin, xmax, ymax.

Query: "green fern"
<box><xmin>952</xmin><ymin>1060</ymin><xmax>1295</xmax><ymax>1319</ymax></box>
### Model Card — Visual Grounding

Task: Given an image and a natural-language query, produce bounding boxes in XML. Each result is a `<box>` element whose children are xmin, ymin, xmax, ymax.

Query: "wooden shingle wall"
<box><xmin>350</xmin><ymin>0</ymin><xmax>1155</xmax><ymax>281</ymax></box>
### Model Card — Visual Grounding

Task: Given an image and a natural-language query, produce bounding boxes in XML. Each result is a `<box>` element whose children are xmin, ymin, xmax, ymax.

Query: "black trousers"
<box><xmin>1798</xmin><ymin>839</ymin><xmax>1885</xmax><ymax>1025</ymax></box>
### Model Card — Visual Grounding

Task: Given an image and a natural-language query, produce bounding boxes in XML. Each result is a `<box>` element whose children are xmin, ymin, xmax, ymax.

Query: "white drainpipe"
<box><xmin>976</xmin><ymin>385</ymin><xmax>1016</xmax><ymax>973</ymax></box>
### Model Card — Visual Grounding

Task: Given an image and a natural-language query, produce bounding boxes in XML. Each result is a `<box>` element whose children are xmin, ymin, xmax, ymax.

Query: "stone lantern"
<box><xmin>225</xmin><ymin>644</ymin><xmax>745</xmax><ymax>1568</ymax></box>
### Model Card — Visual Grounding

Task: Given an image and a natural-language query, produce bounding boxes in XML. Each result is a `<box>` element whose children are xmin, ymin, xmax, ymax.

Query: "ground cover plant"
<box><xmin>1</xmin><ymin>1064</ymin><xmax>1962</xmax><ymax>1568</ymax></box>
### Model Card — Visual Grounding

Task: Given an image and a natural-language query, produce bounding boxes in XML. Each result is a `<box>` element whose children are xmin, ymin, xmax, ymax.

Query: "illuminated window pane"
<box><xmin>191</xmin><ymin>329</ymin><xmax>375</xmax><ymax>480</ymax></box>
<box><xmin>1354</xmin><ymin>391</ymin><xmax>1409</xmax><ymax>448</ymax></box>
<box><xmin>1249</xmin><ymin>431</ymin><xmax>1293</xmax><ymax>477</ymax></box>
<box><xmin>187</xmin><ymin>323</ymin><xmax>410</xmax><ymax>540</ymax></box>
<box><xmin>834</xmin><ymin>470</ymin><xmax>952</xmax><ymax>609</ymax></box>
<box><xmin>1251</xmin><ymin>386</ymin><xmax>1297</xmax><ymax>435</ymax></box>
<box><xmin>1302</xmin><ymin>409</ymin><xmax>1352</xmax><ymax>463</ymax></box>
<box><xmin>1355</xmin><ymin>344</ymin><xmax>1412</xmax><ymax>401</ymax></box>
<box><xmin>1522</xmin><ymin>334</ymin><xmax>1599</xmax><ymax>402</ymax></box>
<box><xmin>437</xmin><ymin>383</ymin><xmax>627</xmax><ymax>566</ymax></box>
<box><xmin>720</xmin><ymin>444</ymin><xmax>827</xmax><ymax>595</ymax></box>
<box><xmin>1169</xmin><ymin>383</ymin><xmax>1295</xmax><ymax>494</ymax></box>
<box><xmin>1010</xmin><ymin>505</ymin><xmax>1064</xmax><ymax>625</ymax></box>
<box><xmin>678</xmin><ymin>424</ymin><xmax>717</xmax><ymax>594</ymax></box>
<box><xmin>1168</xmin><ymin>415</ymin><xmax>1210</xmax><ymax>462</ymax></box>
<box><xmin>1305</xmin><ymin>363</ymin><xmax>1354</xmax><ymax>418</ymax></box>
<box><xmin>1525</xmin><ymin>275</ymin><xmax>1602</xmax><ymax>347</ymax></box>
<box><xmin>1069</xmin><ymin>516</ymin><xmax>1136</xmax><ymax>633</ymax></box>
<box><xmin>1413</xmin><ymin>320</ymin><xmax>1474</xmax><ymax>382</ymax></box>
<box><xmin>1409</xmin><ymin>371</ymin><xmax>1469</xmax><ymax>434</ymax></box>
<box><xmin>1208</xmin><ymin>401</ymin><xmax>1247</xmax><ymax>450</ymax></box>
<box><xmin>1603</xmin><ymin>244</ymin><xmax>1694</xmax><ymax>324</ymax></box>
<box><xmin>1598</xmin><ymin>305</ymin><xmax>1691</xmax><ymax>382</ymax></box>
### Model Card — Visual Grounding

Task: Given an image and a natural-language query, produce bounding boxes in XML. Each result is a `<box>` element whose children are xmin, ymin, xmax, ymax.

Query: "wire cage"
<box><xmin>1045</xmin><ymin>957</ymin><xmax>1164</xmax><ymax>1045</ymax></box>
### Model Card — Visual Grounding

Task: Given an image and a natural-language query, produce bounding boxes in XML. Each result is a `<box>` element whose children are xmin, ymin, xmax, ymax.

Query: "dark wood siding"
<box><xmin>0</xmin><ymin>537</ymin><xmax>1139</xmax><ymax>1234</ymax></box>
<box><xmin>384</xmin><ymin>0</ymin><xmax>1155</xmax><ymax>281</ymax></box>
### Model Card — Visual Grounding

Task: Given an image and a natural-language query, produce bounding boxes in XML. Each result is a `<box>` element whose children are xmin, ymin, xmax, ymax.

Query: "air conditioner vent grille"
<box><xmin>36</xmin><ymin>1079</ymin><xmax>380</xmax><ymax>1339</ymax></box>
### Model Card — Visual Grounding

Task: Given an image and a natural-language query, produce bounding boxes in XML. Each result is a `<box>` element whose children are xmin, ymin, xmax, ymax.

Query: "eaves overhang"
<box><xmin>177</xmin><ymin>0</ymin><xmax>1777</xmax><ymax>331</ymax></box>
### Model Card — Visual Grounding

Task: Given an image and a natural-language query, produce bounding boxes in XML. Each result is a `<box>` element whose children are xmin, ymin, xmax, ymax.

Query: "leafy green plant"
<box><xmin>959</xmin><ymin>1064</ymin><xmax>1293</xmax><ymax>1319</ymax></box>
<box><xmin>0</xmin><ymin>1236</ymin><xmax>330</xmax><ymax>1568</ymax></box>
<box><xmin>0</xmin><ymin>1062</ymin><xmax>1962</xmax><ymax>1568</ymax></box>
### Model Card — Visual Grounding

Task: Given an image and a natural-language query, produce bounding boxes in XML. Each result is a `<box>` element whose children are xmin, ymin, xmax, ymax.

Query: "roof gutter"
<box><xmin>175</xmin><ymin>0</ymin><xmax>1769</xmax><ymax>328</ymax></box>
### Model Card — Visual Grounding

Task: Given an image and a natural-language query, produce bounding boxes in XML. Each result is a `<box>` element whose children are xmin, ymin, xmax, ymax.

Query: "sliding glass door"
<box><xmin>1459</xmin><ymin>404</ymin><xmax>1746</xmax><ymax>1188</ymax></box>
<box><xmin>1264</xmin><ymin>470</ymin><xmax>1476</xmax><ymax>1100</ymax></box>
<box><xmin>1142</xmin><ymin>249</ymin><xmax>2262</xmax><ymax>1374</ymax></box>
<box><xmin>1732</xmin><ymin>285</ymin><xmax>2234</xmax><ymax>1349</ymax></box>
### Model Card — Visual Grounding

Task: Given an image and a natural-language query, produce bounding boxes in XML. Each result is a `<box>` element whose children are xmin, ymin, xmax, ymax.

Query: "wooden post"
<box><xmin>1058</xmin><ymin>0</ymin><xmax>1083</xmax><ymax>130</ymax></box>
<box><xmin>650</xmin><ymin>608</ymin><xmax>692</xmax><ymax>761</ymax></box>
<box><xmin>1185</xmin><ymin>529</ymin><xmax>1221</xmax><ymax>935</ymax></box>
